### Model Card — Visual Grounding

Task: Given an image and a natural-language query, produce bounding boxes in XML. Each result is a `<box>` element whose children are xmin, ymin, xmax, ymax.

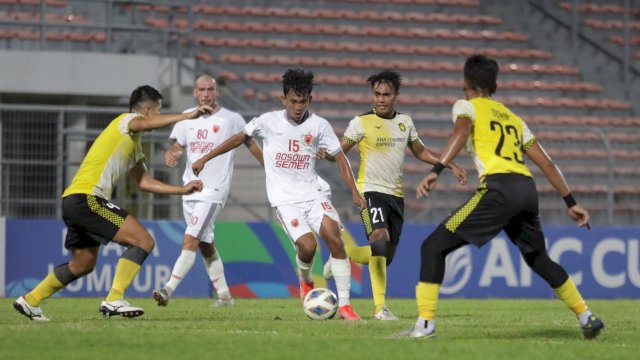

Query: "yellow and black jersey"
<box><xmin>343</xmin><ymin>110</ymin><xmax>422</xmax><ymax>197</ymax></box>
<box><xmin>62</xmin><ymin>113</ymin><xmax>146</xmax><ymax>200</ymax></box>
<box><xmin>452</xmin><ymin>98</ymin><xmax>535</xmax><ymax>179</ymax></box>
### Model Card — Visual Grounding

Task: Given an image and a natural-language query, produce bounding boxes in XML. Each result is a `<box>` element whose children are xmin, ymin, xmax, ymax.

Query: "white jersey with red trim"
<box><xmin>245</xmin><ymin>110</ymin><xmax>341</xmax><ymax>206</ymax></box>
<box><xmin>169</xmin><ymin>107</ymin><xmax>246</xmax><ymax>204</ymax></box>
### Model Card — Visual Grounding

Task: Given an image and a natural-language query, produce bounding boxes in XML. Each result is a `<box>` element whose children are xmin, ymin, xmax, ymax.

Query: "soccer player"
<box><xmin>192</xmin><ymin>68</ymin><xmax>366</xmax><ymax>320</ymax></box>
<box><xmin>153</xmin><ymin>75</ymin><xmax>263</xmax><ymax>307</ymax></box>
<box><xmin>409</xmin><ymin>55</ymin><xmax>604</xmax><ymax>339</ymax></box>
<box><xmin>13</xmin><ymin>85</ymin><xmax>211</xmax><ymax>321</ymax></box>
<box><xmin>321</xmin><ymin>69</ymin><xmax>468</xmax><ymax>320</ymax></box>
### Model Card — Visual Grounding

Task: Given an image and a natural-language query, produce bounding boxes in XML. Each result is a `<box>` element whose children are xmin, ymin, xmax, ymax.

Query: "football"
<box><xmin>303</xmin><ymin>288</ymin><xmax>338</xmax><ymax>320</ymax></box>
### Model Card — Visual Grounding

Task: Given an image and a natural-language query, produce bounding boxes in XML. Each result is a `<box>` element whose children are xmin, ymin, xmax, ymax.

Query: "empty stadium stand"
<box><xmin>0</xmin><ymin>0</ymin><xmax>637</xmax><ymax>225</ymax></box>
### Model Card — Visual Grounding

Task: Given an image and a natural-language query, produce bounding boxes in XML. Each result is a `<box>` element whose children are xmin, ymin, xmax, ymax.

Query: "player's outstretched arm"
<box><xmin>332</xmin><ymin>151</ymin><xmax>366</xmax><ymax>210</ymax></box>
<box><xmin>244</xmin><ymin>138</ymin><xmax>265</xmax><ymax>168</ymax></box>
<box><xmin>129</xmin><ymin>162</ymin><xmax>203</xmax><ymax>195</ymax></box>
<box><xmin>525</xmin><ymin>142</ymin><xmax>591</xmax><ymax>229</ymax></box>
<box><xmin>416</xmin><ymin>116</ymin><xmax>471</xmax><ymax>198</ymax></box>
<box><xmin>192</xmin><ymin>131</ymin><xmax>248</xmax><ymax>175</ymax></box>
<box><xmin>129</xmin><ymin>105</ymin><xmax>214</xmax><ymax>133</ymax></box>
<box><xmin>409</xmin><ymin>141</ymin><xmax>467</xmax><ymax>185</ymax></box>
<box><xmin>165</xmin><ymin>142</ymin><xmax>185</xmax><ymax>168</ymax></box>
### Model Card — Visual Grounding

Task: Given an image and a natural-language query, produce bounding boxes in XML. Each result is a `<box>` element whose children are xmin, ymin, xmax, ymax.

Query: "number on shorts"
<box><xmin>105</xmin><ymin>202</ymin><xmax>121</xmax><ymax>210</ymax></box>
<box><xmin>321</xmin><ymin>202</ymin><xmax>332</xmax><ymax>210</ymax></box>
<box><xmin>370</xmin><ymin>207</ymin><xmax>384</xmax><ymax>223</ymax></box>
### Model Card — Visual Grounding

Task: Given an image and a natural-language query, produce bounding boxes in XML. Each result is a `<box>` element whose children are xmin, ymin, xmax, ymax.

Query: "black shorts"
<box><xmin>442</xmin><ymin>173</ymin><xmax>545</xmax><ymax>252</ymax></box>
<box><xmin>360</xmin><ymin>191</ymin><xmax>404</xmax><ymax>244</ymax></box>
<box><xmin>62</xmin><ymin>194</ymin><xmax>129</xmax><ymax>250</ymax></box>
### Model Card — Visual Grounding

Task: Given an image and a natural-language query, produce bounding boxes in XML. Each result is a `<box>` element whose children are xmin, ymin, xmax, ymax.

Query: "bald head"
<box><xmin>193</xmin><ymin>74</ymin><xmax>217</xmax><ymax>107</ymax></box>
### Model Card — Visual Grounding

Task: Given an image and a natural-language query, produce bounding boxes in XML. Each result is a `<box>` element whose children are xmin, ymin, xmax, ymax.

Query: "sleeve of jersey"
<box><xmin>320</xmin><ymin>122</ymin><xmax>342</xmax><ymax>156</ymax></box>
<box><xmin>520</xmin><ymin>119</ymin><xmax>537</xmax><ymax>152</ymax></box>
<box><xmin>407</xmin><ymin>118</ymin><xmax>423</xmax><ymax>145</ymax></box>
<box><xmin>451</xmin><ymin>100</ymin><xmax>475</xmax><ymax>124</ymax></box>
<box><xmin>117</xmin><ymin>113</ymin><xmax>144</xmax><ymax>135</ymax></box>
<box><xmin>244</xmin><ymin>116</ymin><xmax>263</xmax><ymax>138</ymax></box>
<box><xmin>342</xmin><ymin>116</ymin><xmax>362</xmax><ymax>145</ymax></box>
<box><xmin>168</xmin><ymin>122</ymin><xmax>185</xmax><ymax>146</ymax></box>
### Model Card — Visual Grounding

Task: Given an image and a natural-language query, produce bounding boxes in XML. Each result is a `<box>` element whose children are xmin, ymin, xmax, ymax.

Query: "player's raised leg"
<box><xmin>320</xmin><ymin>215</ymin><xmax>361</xmax><ymax>321</ymax></box>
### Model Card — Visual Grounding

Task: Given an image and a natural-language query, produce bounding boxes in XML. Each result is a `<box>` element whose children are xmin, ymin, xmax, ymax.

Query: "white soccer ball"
<box><xmin>303</xmin><ymin>288</ymin><xmax>338</xmax><ymax>320</ymax></box>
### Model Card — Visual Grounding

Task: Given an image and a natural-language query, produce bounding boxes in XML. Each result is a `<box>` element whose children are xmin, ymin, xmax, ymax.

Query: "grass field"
<box><xmin>1</xmin><ymin>297</ymin><xmax>636</xmax><ymax>360</ymax></box>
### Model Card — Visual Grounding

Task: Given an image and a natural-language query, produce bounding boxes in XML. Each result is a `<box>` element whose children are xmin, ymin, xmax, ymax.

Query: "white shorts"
<box><xmin>275</xmin><ymin>198</ymin><xmax>342</xmax><ymax>243</ymax></box>
<box><xmin>183</xmin><ymin>200</ymin><xmax>222</xmax><ymax>244</ymax></box>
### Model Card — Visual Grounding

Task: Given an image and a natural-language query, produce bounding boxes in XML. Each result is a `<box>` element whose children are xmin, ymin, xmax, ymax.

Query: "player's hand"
<box><xmin>185</xmin><ymin>105</ymin><xmax>214</xmax><ymax>119</ymax></box>
<box><xmin>316</xmin><ymin>147</ymin><xmax>328</xmax><ymax>159</ymax></box>
<box><xmin>183</xmin><ymin>180</ymin><xmax>203</xmax><ymax>194</ymax></box>
<box><xmin>450</xmin><ymin>163</ymin><xmax>468</xmax><ymax>185</ymax></box>
<box><xmin>567</xmin><ymin>205</ymin><xmax>591</xmax><ymax>231</ymax></box>
<box><xmin>164</xmin><ymin>149</ymin><xmax>183</xmax><ymax>167</ymax></box>
<box><xmin>192</xmin><ymin>159</ymin><xmax>205</xmax><ymax>176</ymax></box>
<box><xmin>316</xmin><ymin>147</ymin><xmax>336</xmax><ymax>161</ymax></box>
<box><xmin>352</xmin><ymin>191</ymin><xmax>366</xmax><ymax>211</ymax></box>
<box><xmin>416</xmin><ymin>172</ymin><xmax>439</xmax><ymax>199</ymax></box>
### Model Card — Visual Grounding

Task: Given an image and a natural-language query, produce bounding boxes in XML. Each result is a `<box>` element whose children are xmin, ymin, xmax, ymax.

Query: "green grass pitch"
<box><xmin>1</xmin><ymin>298</ymin><xmax>637</xmax><ymax>360</ymax></box>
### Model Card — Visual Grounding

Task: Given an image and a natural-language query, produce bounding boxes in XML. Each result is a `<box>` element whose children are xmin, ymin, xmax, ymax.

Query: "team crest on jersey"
<box><xmin>291</xmin><ymin>218</ymin><xmax>299</xmax><ymax>227</ymax></box>
<box><xmin>398</xmin><ymin>123</ymin><xmax>406</xmax><ymax>132</ymax></box>
<box><xmin>213</xmin><ymin>125</ymin><xmax>220</xmax><ymax>133</ymax></box>
<box><xmin>303</xmin><ymin>133</ymin><xmax>313</xmax><ymax>146</ymax></box>
<box><xmin>298</xmin><ymin>132</ymin><xmax>314</xmax><ymax>150</ymax></box>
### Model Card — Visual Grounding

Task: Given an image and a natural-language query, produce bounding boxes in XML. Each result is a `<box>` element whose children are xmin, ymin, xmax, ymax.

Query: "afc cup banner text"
<box><xmin>2</xmin><ymin>219</ymin><xmax>638</xmax><ymax>299</ymax></box>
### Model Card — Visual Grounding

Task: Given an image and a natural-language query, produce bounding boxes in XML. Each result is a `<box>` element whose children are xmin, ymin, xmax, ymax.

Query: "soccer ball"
<box><xmin>303</xmin><ymin>288</ymin><xmax>338</xmax><ymax>320</ymax></box>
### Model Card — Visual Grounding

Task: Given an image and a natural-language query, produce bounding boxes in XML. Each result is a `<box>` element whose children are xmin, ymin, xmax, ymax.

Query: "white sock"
<box><xmin>416</xmin><ymin>317</ymin><xmax>435</xmax><ymax>333</ymax></box>
<box><xmin>165</xmin><ymin>250</ymin><xmax>196</xmax><ymax>296</ymax></box>
<box><xmin>203</xmin><ymin>251</ymin><xmax>230</xmax><ymax>296</ymax></box>
<box><xmin>296</xmin><ymin>255</ymin><xmax>314</xmax><ymax>283</ymax></box>
<box><xmin>578</xmin><ymin>309</ymin><xmax>593</xmax><ymax>326</ymax></box>
<box><xmin>331</xmin><ymin>257</ymin><xmax>351</xmax><ymax>307</ymax></box>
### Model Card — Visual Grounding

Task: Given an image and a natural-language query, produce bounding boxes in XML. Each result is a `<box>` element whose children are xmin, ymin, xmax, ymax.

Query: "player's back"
<box><xmin>460</xmin><ymin>98</ymin><xmax>535</xmax><ymax>179</ymax></box>
<box><xmin>62</xmin><ymin>113</ymin><xmax>144</xmax><ymax>199</ymax></box>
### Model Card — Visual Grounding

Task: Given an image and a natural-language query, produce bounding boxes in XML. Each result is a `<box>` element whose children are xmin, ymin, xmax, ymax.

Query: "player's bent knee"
<box><xmin>296</xmin><ymin>236</ymin><xmax>317</xmax><ymax>258</ymax></box>
<box><xmin>370</xmin><ymin>239</ymin><xmax>390</xmax><ymax>257</ymax></box>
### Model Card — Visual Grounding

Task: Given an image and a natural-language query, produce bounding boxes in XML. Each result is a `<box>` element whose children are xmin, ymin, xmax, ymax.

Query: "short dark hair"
<box><xmin>282</xmin><ymin>68</ymin><xmax>314</xmax><ymax>97</ymax></box>
<box><xmin>129</xmin><ymin>85</ymin><xmax>163</xmax><ymax>112</ymax></box>
<box><xmin>464</xmin><ymin>55</ymin><xmax>499</xmax><ymax>95</ymax></box>
<box><xmin>367</xmin><ymin>69</ymin><xmax>402</xmax><ymax>93</ymax></box>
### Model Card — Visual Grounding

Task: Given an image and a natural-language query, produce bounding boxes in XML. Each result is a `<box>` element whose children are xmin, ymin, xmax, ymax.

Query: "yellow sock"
<box><xmin>346</xmin><ymin>245</ymin><xmax>371</xmax><ymax>265</ymax></box>
<box><xmin>106</xmin><ymin>258</ymin><xmax>141</xmax><ymax>302</ymax></box>
<box><xmin>25</xmin><ymin>272</ymin><xmax>65</xmax><ymax>306</ymax></box>
<box><xmin>369</xmin><ymin>256</ymin><xmax>387</xmax><ymax>312</ymax></box>
<box><xmin>553</xmin><ymin>277</ymin><xmax>588</xmax><ymax>315</ymax></box>
<box><xmin>416</xmin><ymin>282</ymin><xmax>440</xmax><ymax>320</ymax></box>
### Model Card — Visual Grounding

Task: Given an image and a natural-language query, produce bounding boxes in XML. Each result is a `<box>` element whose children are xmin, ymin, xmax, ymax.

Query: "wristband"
<box><xmin>431</xmin><ymin>162</ymin><xmax>446</xmax><ymax>175</ymax></box>
<box><xmin>563</xmin><ymin>193</ymin><xmax>577</xmax><ymax>208</ymax></box>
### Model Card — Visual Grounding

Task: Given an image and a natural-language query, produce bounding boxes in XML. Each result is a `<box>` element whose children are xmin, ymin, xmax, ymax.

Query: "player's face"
<box><xmin>193</xmin><ymin>78</ymin><xmax>217</xmax><ymax>107</ymax></box>
<box><xmin>282</xmin><ymin>91</ymin><xmax>311</xmax><ymax>122</ymax></box>
<box><xmin>372</xmin><ymin>81</ymin><xmax>397</xmax><ymax>118</ymax></box>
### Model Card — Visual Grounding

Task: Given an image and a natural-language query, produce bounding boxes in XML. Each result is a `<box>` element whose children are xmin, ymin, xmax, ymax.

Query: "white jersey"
<box><xmin>244</xmin><ymin>110</ymin><xmax>341</xmax><ymax>206</ymax></box>
<box><xmin>169</xmin><ymin>107</ymin><xmax>246</xmax><ymax>204</ymax></box>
